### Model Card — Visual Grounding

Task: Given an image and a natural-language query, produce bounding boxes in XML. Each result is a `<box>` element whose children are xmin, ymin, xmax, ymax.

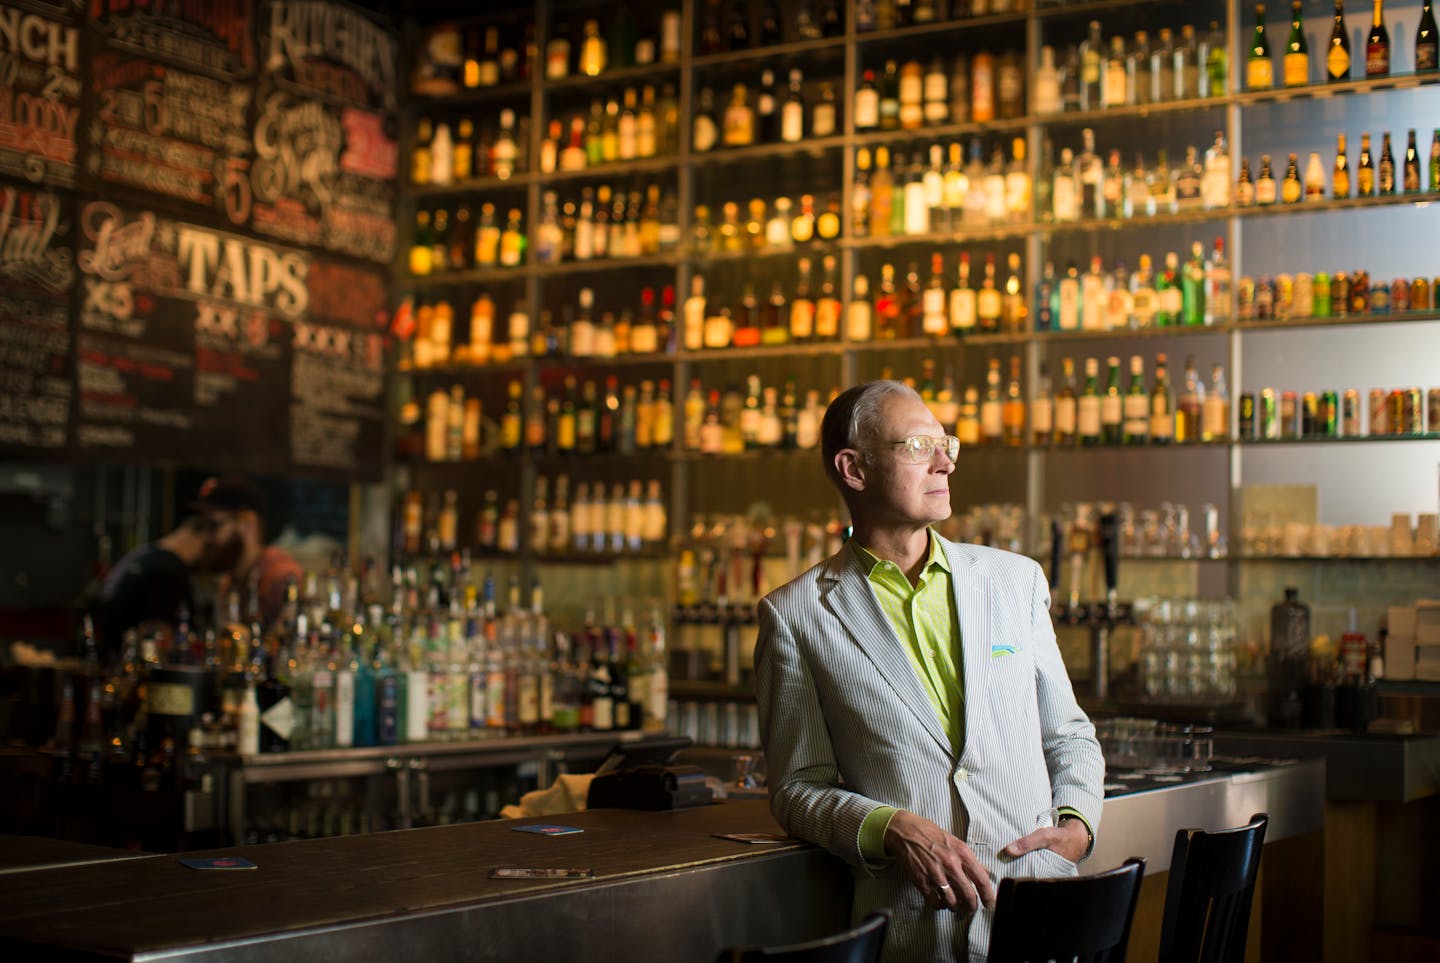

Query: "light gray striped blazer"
<box><xmin>754</xmin><ymin>535</ymin><xmax>1105</xmax><ymax>963</ymax></box>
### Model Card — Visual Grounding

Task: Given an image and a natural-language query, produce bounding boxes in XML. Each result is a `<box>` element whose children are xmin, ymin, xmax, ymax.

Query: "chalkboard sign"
<box><xmin>291</xmin><ymin>255</ymin><xmax>386</xmax><ymax>480</ymax></box>
<box><xmin>0</xmin><ymin>1</ymin><xmax>83</xmax><ymax>188</ymax></box>
<box><xmin>0</xmin><ymin>180</ymin><xmax>74</xmax><ymax>452</ymax></box>
<box><xmin>248</xmin><ymin>87</ymin><xmax>396</xmax><ymax>264</ymax></box>
<box><xmin>87</xmin><ymin>0</ymin><xmax>257</xmax><ymax>81</ymax></box>
<box><xmin>84</xmin><ymin>49</ymin><xmax>254</xmax><ymax>225</ymax></box>
<box><xmin>259</xmin><ymin>0</ymin><xmax>397</xmax><ymax>113</ymax></box>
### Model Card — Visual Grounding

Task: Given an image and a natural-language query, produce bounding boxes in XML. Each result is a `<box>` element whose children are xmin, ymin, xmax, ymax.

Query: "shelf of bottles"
<box><xmin>394</xmin><ymin>0</ymin><xmax>1440</xmax><ymax>614</ymax></box>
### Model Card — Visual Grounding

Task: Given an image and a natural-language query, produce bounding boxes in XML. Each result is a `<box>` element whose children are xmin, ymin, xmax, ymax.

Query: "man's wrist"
<box><xmin>1057</xmin><ymin>812</ymin><xmax>1094</xmax><ymax>859</ymax></box>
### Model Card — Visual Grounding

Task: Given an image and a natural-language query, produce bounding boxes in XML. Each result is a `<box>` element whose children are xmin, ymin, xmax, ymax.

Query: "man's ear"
<box><xmin>835</xmin><ymin>450</ymin><xmax>865</xmax><ymax>492</ymax></box>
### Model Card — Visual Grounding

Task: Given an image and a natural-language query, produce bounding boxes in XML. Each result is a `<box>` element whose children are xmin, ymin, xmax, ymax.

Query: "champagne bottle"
<box><xmin>1249</xmin><ymin>4</ymin><xmax>1274</xmax><ymax>89</ymax></box>
<box><xmin>1284</xmin><ymin>1</ymin><xmax>1309</xmax><ymax>86</ymax></box>
<box><xmin>1365</xmin><ymin>0</ymin><xmax>1390</xmax><ymax>77</ymax></box>
<box><xmin>1419</xmin><ymin>1</ymin><xmax>1439</xmax><ymax>71</ymax></box>
<box><xmin>1328</xmin><ymin>1</ymin><xmax>1352</xmax><ymax>80</ymax></box>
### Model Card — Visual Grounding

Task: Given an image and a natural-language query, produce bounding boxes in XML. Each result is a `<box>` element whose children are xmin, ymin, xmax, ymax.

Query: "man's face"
<box><xmin>855</xmin><ymin>394</ymin><xmax>955</xmax><ymax>527</ymax></box>
<box><xmin>202</xmin><ymin>511</ymin><xmax>246</xmax><ymax>574</ymax></box>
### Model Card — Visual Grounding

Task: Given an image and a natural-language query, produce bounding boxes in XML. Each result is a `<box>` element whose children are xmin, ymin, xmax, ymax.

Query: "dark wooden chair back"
<box><xmin>986</xmin><ymin>857</ymin><xmax>1146</xmax><ymax>963</ymax></box>
<box><xmin>716</xmin><ymin>911</ymin><xmax>889</xmax><ymax>963</ymax></box>
<box><xmin>1157</xmin><ymin>812</ymin><xmax>1269</xmax><ymax>963</ymax></box>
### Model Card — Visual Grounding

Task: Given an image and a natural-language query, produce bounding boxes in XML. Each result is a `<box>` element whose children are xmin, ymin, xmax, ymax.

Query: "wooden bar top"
<box><xmin>0</xmin><ymin>836</ymin><xmax>146</xmax><ymax>876</ymax></box>
<box><xmin>0</xmin><ymin>800</ymin><xmax>804</xmax><ymax>959</ymax></box>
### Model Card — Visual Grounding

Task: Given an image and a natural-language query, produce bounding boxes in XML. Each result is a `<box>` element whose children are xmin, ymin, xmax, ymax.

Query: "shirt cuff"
<box><xmin>859</xmin><ymin>805</ymin><xmax>900</xmax><ymax>862</ymax></box>
<box><xmin>1057</xmin><ymin>806</ymin><xmax>1095</xmax><ymax>860</ymax></box>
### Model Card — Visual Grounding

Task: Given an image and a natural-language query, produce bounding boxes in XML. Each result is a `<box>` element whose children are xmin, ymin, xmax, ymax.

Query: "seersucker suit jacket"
<box><xmin>754</xmin><ymin>534</ymin><xmax>1105</xmax><ymax>963</ymax></box>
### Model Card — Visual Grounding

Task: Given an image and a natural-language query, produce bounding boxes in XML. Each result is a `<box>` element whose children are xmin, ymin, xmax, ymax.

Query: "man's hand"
<box><xmin>1001</xmin><ymin>816</ymin><xmax>1089</xmax><ymax>864</ymax></box>
<box><xmin>884</xmin><ymin>810</ymin><xmax>995</xmax><ymax>915</ymax></box>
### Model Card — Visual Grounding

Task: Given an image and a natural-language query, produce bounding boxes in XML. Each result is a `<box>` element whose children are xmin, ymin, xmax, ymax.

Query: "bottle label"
<box><xmin>1055</xmin><ymin>399</ymin><xmax>1077</xmax><ymax>435</ymax></box>
<box><xmin>1101</xmin><ymin>394</ymin><xmax>1122</xmax><ymax>425</ymax></box>
<box><xmin>1283</xmin><ymin>53</ymin><xmax>1309</xmax><ymax>86</ymax></box>
<box><xmin>1419</xmin><ymin>42</ymin><xmax>1439</xmax><ymax>71</ymax></box>
<box><xmin>1247</xmin><ymin>59</ymin><xmax>1274</xmax><ymax>89</ymax></box>
<box><xmin>1077</xmin><ymin>397</ymin><xmax>1101</xmax><ymax>435</ymax></box>
<box><xmin>1328</xmin><ymin>45</ymin><xmax>1351</xmax><ymax>77</ymax></box>
<box><xmin>1366</xmin><ymin>43</ymin><xmax>1389</xmax><ymax>76</ymax></box>
<box><xmin>1031</xmin><ymin>399</ymin><xmax>1054</xmax><ymax>434</ymax></box>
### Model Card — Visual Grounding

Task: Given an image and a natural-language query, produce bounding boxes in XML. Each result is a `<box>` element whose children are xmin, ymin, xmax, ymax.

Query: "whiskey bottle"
<box><xmin>1123</xmin><ymin>355</ymin><xmax>1150</xmax><ymax>445</ymax></box>
<box><xmin>1077</xmin><ymin>357</ymin><xmax>1102</xmax><ymax>446</ymax></box>
<box><xmin>1002</xmin><ymin>356</ymin><xmax>1025</xmax><ymax>447</ymax></box>
<box><xmin>1150</xmin><ymin>354</ymin><xmax>1175</xmax><ymax>444</ymax></box>
<box><xmin>1054</xmin><ymin>357</ymin><xmax>1078</xmax><ymax>446</ymax></box>
<box><xmin>980</xmin><ymin>359</ymin><xmax>1004</xmax><ymax>446</ymax></box>
<box><xmin>1100</xmin><ymin>356</ymin><xmax>1124</xmax><ymax>445</ymax></box>
<box><xmin>1031</xmin><ymin>363</ymin><xmax>1054</xmax><ymax>446</ymax></box>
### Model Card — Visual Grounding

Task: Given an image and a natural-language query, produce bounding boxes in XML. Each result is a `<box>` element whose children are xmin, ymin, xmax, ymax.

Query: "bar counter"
<box><xmin>0</xmin><ymin>757</ymin><xmax>1324</xmax><ymax>962</ymax></box>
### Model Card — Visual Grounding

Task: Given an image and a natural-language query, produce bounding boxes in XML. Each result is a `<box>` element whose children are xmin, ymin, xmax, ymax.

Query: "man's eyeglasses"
<box><xmin>877</xmin><ymin>435</ymin><xmax>961</xmax><ymax>463</ymax></box>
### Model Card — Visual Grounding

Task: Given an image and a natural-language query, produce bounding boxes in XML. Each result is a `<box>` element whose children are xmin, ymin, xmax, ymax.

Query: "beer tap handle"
<box><xmin>1099</xmin><ymin>511</ymin><xmax>1120</xmax><ymax>616</ymax></box>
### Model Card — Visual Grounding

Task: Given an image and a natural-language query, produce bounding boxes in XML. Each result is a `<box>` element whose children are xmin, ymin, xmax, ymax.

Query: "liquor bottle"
<box><xmin>813</xmin><ymin>82</ymin><xmax>838</xmax><ymax>136</ymax></box>
<box><xmin>1104</xmin><ymin>35</ymin><xmax>1128</xmax><ymax>108</ymax></box>
<box><xmin>1002</xmin><ymin>252</ymin><xmax>1026</xmax><ymax>333</ymax></box>
<box><xmin>1431</xmin><ymin>129</ymin><xmax>1440</xmax><ymax>191</ymax></box>
<box><xmin>1204</xmin><ymin>21</ymin><xmax>1229</xmax><ymax>95</ymax></box>
<box><xmin>950</xmin><ymin>252</ymin><xmax>977</xmax><ymax>334</ymax></box>
<box><xmin>1057</xmin><ymin>262</ymin><xmax>1081</xmax><ymax>331</ymax></box>
<box><xmin>1333</xmin><ymin>133</ymin><xmax>1351</xmax><ymax>197</ymax></box>
<box><xmin>781</xmin><ymin>69</ymin><xmax>806</xmax><ymax>142</ymax></box>
<box><xmin>855</xmin><ymin>69</ymin><xmax>879</xmax><ymax>130</ymax></box>
<box><xmin>1206</xmin><ymin>238</ymin><xmax>1232</xmax><ymax>323</ymax></box>
<box><xmin>970</xmin><ymin>50</ymin><xmax>995</xmax><ymax>122</ymax></box>
<box><xmin>899</xmin><ymin>59</ymin><xmax>923</xmax><ymax>130</ymax></box>
<box><xmin>1357</xmin><ymin>132</ymin><xmax>1375</xmax><ymax>195</ymax></box>
<box><xmin>1249</xmin><ymin>4</ymin><xmax>1274</xmax><ymax>90</ymax></box>
<box><xmin>1183</xmin><ymin>242</ymin><xmax>1207</xmax><ymax>325</ymax></box>
<box><xmin>1281</xmin><ymin>152</ymin><xmax>1303</xmax><ymax>203</ymax></box>
<box><xmin>756</xmin><ymin>69</ymin><xmax>779</xmax><ymax>142</ymax></box>
<box><xmin>871</xmin><ymin>146</ymin><xmax>893</xmax><ymax>236</ymax></box>
<box><xmin>1002</xmin><ymin>356</ymin><xmax>1026</xmax><ymax>447</ymax></box>
<box><xmin>1420</xmin><ymin>1</ymin><xmax>1440</xmax><ymax>71</ymax></box>
<box><xmin>1080</xmin><ymin>255</ymin><xmax>1106</xmax><ymax>331</ymax></box>
<box><xmin>815</xmin><ymin>255</ymin><xmax>841</xmax><ymax>340</ymax></box>
<box><xmin>1034</xmin><ymin>261</ymin><xmax>1057</xmax><ymax>331</ymax></box>
<box><xmin>1157</xmin><ymin>251</ymin><xmax>1182</xmax><ymax>325</ymax></box>
<box><xmin>1328</xmin><ymin>1</ymin><xmax>1351</xmax><ymax>80</ymax></box>
<box><xmin>1176</xmin><ymin>356</ymin><xmax>1205</xmax><ymax>443</ymax></box>
<box><xmin>1034</xmin><ymin>45</ymin><xmax>1060</xmax><ymax>114</ymax></box>
<box><xmin>1285</xmin><ymin>1</ymin><xmax>1309</xmax><ymax>86</ymax></box>
<box><xmin>791</xmin><ymin>257</ymin><xmax>816</xmax><ymax>341</ymax></box>
<box><xmin>1404</xmin><ymin>129</ymin><xmax>1422</xmax><ymax>192</ymax></box>
<box><xmin>1055</xmin><ymin>357</ymin><xmax>1078</xmax><ymax>446</ymax></box>
<box><xmin>1203</xmin><ymin>363</ymin><xmax>1230</xmax><ymax>441</ymax></box>
<box><xmin>980</xmin><ymin>358</ymin><xmax>1004</xmax><ymax>447</ymax></box>
<box><xmin>1122</xmin><ymin>355</ymin><xmax>1149</xmax><ymax>445</ymax></box>
<box><xmin>1152</xmin><ymin>27</ymin><xmax>1176</xmax><ymax>102</ymax></box>
<box><xmin>922</xmin><ymin>253</ymin><xmax>948</xmax><ymax>337</ymax></box>
<box><xmin>1031</xmin><ymin>363</ymin><xmax>1054</xmax><ymax>446</ymax></box>
<box><xmin>1078</xmin><ymin>357</ymin><xmax>1103</xmax><ymax>446</ymax></box>
<box><xmin>1378</xmin><ymin>131</ymin><xmax>1396</xmax><ymax>194</ymax></box>
<box><xmin>1098</xmin><ymin>356</ymin><xmax>1123</xmax><ymax>445</ymax></box>
<box><xmin>1150</xmin><ymin>353</ymin><xmax>1175</xmax><ymax>444</ymax></box>
<box><xmin>1255</xmin><ymin>154</ymin><xmax>1278</xmax><ymax>204</ymax></box>
<box><xmin>1131</xmin><ymin>253</ymin><xmax>1158</xmax><ymax>328</ymax></box>
<box><xmin>1366</xmin><ymin>0</ymin><xmax>1390</xmax><ymax>77</ymax></box>
<box><xmin>1080</xmin><ymin>20</ymin><xmax>1103</xmax><ymax>110</ymax></box>
<box><xmin>848</xmin><ymin>274</ymin><xmax>873</xmax><ymax>341</ymax></box>
<box><xmin>977</xmin><ymin>254</ymin><xmax>1003</xmax><ymax>332</ymax></box>
<box><xmin>880</xmin><ymin>59</ymin><xmax>901</xmax><ymax>129</ymax></box>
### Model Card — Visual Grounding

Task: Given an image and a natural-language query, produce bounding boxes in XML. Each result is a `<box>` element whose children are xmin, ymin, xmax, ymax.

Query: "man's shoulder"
<box><xmin>760</xmin><ymin>556</ymin><xmax>835</xmax><ymax>610</ymax></box>
<box><xmin>939</xmin><ymin>537</ymin><xmax>1042</xmax><ymax>581</ymax></box>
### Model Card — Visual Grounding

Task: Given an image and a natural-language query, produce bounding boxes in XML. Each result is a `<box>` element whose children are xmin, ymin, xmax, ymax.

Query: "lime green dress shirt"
<box><xmin>850</xmin><ymin>532</ymin><xmax>1092</xmax><ymax>862</ymax></box>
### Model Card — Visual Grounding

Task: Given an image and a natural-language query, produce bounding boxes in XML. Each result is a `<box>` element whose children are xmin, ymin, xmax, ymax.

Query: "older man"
<box><xmin>754</xmin><ymin>380</ymin><xmax>1104</xmax><ymax>962</ymax></box>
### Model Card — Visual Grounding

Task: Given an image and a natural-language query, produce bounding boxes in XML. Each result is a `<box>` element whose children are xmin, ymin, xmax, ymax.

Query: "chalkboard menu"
<box><xmin>247</xmin><ymin>88</ymin><xmax>397</xmax><ymax>264</ymax></box>
<box><xmin>0</xmin><ymin>180</ymin><xmax>74</xmax><ymax>451</ymax></box>
<box><xmin>0</xmin><ymin>0</ymin><xmax>395</xmax><ymax>483</ymax></box>
<box><xmin>0</xmin><ymin>1</ymin><xmax>83</xmax><ymax>187</ymax></box>
<box><xmin>70</xmin><ymin>199</ymin><xmax>385</xmax><ymax>481</ymax></box>
<box><xmin>291</xmin><ymin>256</ymin><xmax>387</xmax><ymax>478</ymax></box>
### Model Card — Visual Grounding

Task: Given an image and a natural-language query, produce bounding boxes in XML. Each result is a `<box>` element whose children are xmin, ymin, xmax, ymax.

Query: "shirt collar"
<box><xmin>850</xmin><ymin>529</ymin><xmax>951</xmax><ymax>580</ymax></box>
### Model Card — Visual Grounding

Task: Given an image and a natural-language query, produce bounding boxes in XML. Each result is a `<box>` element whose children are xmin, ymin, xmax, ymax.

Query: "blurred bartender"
<box><xmin>192</xmin><ymin>475</ymin><xmax>305</xmax><ymax>626</ymax></box>
<box><xmin>93</xmin><ymin>513</ymin><xmax>213</xmax><ymax>657</ymax></box>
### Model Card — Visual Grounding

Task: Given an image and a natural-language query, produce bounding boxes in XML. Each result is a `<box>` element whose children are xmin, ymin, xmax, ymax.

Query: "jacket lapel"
<box><xmin>945</xmin><ymin>539</ymin><xmax>992</xmax><ymax>763</ymax></box>
<box><xmin>819</xmin><ymin>545</ymin><xmax>952</xmax><ymax>757</ymax></box>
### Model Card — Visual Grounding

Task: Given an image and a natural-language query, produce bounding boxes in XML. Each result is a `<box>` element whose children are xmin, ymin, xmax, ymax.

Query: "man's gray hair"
<box><xmin>820</xmin><ymin>380</ymin><xmax>923</xmax><ymax>489</ymax></box>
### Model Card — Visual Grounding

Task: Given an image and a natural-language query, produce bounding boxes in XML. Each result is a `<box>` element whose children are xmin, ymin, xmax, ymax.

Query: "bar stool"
<box><xmin>1157</xmin><ymin>812</ymin><xmax>1269</xmax><ymax>963</ymax></box>
<box><xmin>986</xmin><ymin>857</ymin><xmax>1146</xmax><ymax>963</ymax></box>
<box><xmin>715</xmin><ymin>911</ymin><xmax>889</xmax><ymax>963</ymax></box>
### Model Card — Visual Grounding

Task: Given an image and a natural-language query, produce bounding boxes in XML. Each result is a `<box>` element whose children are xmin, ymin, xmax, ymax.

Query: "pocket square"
<box><xmin>990</xmin><ymin>643</ymin><xmax>1018</xmax><ymax>659</ymax></box>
